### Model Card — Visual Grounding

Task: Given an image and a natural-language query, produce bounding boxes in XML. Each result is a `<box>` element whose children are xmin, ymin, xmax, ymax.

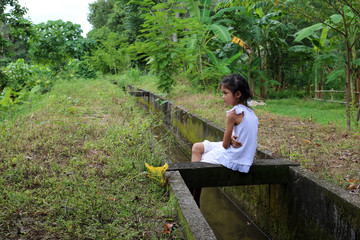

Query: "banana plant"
<box><xmin>182</xmin><ymin>0</ymin><xmax>245</xmax><ymax>86</ymax></box>
<box><xmin>206</xmin><ymin>49</ymin><xmax>243</xmax><ymax>75</ymax></box>
<box><xmin>292</xmin><ymin>23</ymin><xmax>339</xmax><ymax>98</ymax></box>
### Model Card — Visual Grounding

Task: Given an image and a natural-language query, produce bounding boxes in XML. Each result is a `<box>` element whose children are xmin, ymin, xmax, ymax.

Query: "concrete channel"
<box><xmin>127</xmin><ymin>86</ymin><xmax>360</xmax><ymax>240</ymax></box>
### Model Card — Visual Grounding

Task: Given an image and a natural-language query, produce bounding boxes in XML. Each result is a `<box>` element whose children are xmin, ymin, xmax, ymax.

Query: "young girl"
<box><xmin>191</xmin><ymin>74</ymin><xmax>258</xmax><ymax>173</ymax></box>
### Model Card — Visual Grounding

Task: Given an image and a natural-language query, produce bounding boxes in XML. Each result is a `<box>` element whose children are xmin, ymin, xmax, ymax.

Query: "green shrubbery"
<box><xmin>267</xmin><ymin>89</ymin><xmax>307</xmax><ymax>99</ymax></box>
<box><xmin>75</xmin><ymin>60</ymin><xmax>97</xmax><ymax>79</ymax></box>
<box><xmin>0</xmin><ymin>58</ymin><xmax>99</xmax><ymax>121</ymax></box>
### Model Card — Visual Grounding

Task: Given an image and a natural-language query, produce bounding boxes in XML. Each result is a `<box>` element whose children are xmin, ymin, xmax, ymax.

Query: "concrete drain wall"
<box><xmin>128</xmin><ymin>86</ymin><xmax>360</xmax><ymax>240</ymax></box>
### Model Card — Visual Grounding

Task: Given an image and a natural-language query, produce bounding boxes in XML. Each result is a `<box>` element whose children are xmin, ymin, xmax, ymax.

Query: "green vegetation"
<box><xmin>256</xmin><ymin>99</ymin><xmax>348</xmax><ymax>128</ymax></box>
<box><xmin>0</xmin><ymin>79</ymin><xmax>183</xmax><ymax>239</ymax></box>
<box><xmin>2</xmin><ymin>0</ymin><xmax>360</xmax><ymax>129</ymax></box>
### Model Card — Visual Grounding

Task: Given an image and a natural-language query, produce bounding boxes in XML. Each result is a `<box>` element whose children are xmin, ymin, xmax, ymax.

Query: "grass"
<box><xmin>0</xmin><ymin>78</ymin><xmax>183</xmax><ymax>239</ymax></box>
<box><xmin>255</xmin><ymin>98</ymin><xmax>351</xmax><ymax>130</ymax></box>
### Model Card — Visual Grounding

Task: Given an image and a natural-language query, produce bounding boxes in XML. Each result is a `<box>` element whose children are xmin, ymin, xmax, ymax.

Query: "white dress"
<box><xmin>200</xmin><ymin>104</ymin><xmax>258</xmax><ymax>173</ymax></box>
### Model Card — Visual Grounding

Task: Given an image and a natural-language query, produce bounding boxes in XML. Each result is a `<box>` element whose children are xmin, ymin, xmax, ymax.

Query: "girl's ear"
<box><xmin>236</xmin><ymin>91</ymin><xmax>241</xmax><ymax>99</ymax></box>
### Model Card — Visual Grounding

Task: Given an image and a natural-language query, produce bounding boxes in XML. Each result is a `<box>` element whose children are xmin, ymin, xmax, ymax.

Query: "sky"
<box><xmin>18</xmin><ymin>0</ymin><xmax>96</xmax><ymax>37</ymax></box>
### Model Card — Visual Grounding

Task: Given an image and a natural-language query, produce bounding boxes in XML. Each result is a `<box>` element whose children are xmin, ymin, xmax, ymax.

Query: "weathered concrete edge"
<box><xmin>288</xmin><ymin>166</ymin><xmax>360</xmax><ymax>239</ymax></box>
<box><xmin>165</xmin><ymin>171</ymin><xmax>217</xmax><ymax>240</ymax></box>
<box><xmin>289</xmin><ymin>166</ymin><xmax>360</xmax><ymax>208</ymax></box>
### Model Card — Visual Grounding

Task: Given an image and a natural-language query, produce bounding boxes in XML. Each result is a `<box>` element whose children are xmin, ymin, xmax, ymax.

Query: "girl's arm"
<box><xmin>222</xmin><ymin>110</ymin><xmax>237</xmax><ymax>149</ymax></box>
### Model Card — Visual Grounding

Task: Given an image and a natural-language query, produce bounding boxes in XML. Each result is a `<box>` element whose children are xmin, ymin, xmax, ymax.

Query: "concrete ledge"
<box><xmin>165</xmin><ymin>171</ymin><xmax>216</xmax><ymax>240</ymax></box>
<box><xmin>129</xmin><ymin>91</ymin><xmax>149</xmax><ymax>97</ymax></box>
<box><xmin>167</xmin><ymin>160</ymin><xmax>299</xmax><ymax>188</ymax></box>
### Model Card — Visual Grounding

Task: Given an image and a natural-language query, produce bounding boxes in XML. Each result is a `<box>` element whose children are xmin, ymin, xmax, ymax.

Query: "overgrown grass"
<box><xmin>0</xmin><ymin>78</ymin><xmax>183</xmax><ymax>239</ymax></box>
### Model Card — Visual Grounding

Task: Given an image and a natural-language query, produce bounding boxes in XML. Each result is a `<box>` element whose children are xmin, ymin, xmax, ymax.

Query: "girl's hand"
<box><xmin>231</xmin><ymin>135</ymin><xmax>242</xmax><ymax>148</ymax></box>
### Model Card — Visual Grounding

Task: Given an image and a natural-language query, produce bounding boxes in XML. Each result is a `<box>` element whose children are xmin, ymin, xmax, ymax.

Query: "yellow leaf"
<box><xmin>145</xmin><ymin>163</ymin><xmax>168</xmax><ymax>185</ymax></box>
<box><xmin>301</xmin><ymin>138</ymin><xmax>312</xmax><ymax>144</ymax></box>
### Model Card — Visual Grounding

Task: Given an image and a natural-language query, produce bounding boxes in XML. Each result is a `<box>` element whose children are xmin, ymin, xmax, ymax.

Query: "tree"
<box><xmin>0</xmin><ymin>0</ymin><xmax>31</xmax><ymax>65</ymax></box>
<box><xmin>282</xmin><ymin>0</ymin><xmax>360</xmax><ymax>130</ymax></box>
<box><xmin>29</xmin><ymin>20</ymin><xmax>94</xmax><ymax>74</ymax></box>
<box><xmin>136</xmin><ymin>0</ymin><xmax>186</xmax><ymax>93</ymax></box>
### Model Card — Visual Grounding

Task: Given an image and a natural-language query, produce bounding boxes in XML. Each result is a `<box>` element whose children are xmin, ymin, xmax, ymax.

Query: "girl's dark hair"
<box><xmin>221</xmin><ymin>74</ymin><xmax>252</xmax><ymax>107</ymax></box>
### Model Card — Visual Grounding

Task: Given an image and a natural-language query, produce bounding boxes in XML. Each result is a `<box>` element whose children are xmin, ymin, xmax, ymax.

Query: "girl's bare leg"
<box><xmin>191</xmin><ymin>142</ymin><xmax>204</xmax><ymax>162</ymax></box>
<box><xmin>191</xmin><ymin>142</ymin><xmax>204</xmax><ymax>207</ymax></box>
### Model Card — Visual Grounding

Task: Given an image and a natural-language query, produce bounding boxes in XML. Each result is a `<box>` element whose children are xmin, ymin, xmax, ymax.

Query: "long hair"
<box><xmin>221</xmin><ymin>74</ymin><xmax>252</xmax><ymax>107</ymax></box>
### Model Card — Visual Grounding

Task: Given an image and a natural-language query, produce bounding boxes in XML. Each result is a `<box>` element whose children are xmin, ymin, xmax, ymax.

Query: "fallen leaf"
<box><xmin>301</xmin><ymin>138</ymin><xmax>312</xmax><ymax>144</ymax></box>
<box><xmin>163</xmin><ymin>223</ymin><xmax>174</xmax><ymax>234</ymax></box>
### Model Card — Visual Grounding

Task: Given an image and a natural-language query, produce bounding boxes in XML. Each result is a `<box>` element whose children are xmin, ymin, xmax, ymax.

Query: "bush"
<box><xmin>267</xmin><ymin>88</ymin><xmax>307</xmax><ymax>99</ymax></box>
<box><xmin>75</xmin><ymin>60</ymin><xmax>97</xmax><ymax>79</ymax></box>
<box><xmin>4</xmin><ymin>59</ymin><xmax>34</xmax><ymax>91</ymax></box>
<box><xmin>116</xmin><ymin>68</ymin><xmax>143</xmax><ymax>88</ymax></box>
<box><xmin>0</xmin><ymin>69</ymin><xmax>8</xmax><ymax>91</ymax></box>
<box><xmin>31</xmin><ymin>65</ymin><xmax>53</xmax><ymax>93</ymax></box>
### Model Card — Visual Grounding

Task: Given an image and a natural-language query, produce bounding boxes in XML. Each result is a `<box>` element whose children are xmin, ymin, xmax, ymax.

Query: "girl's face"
<box><xmin>221</xmin><ymin>85</ymin><xmax>241</xmax><ymax>106</ymax></box>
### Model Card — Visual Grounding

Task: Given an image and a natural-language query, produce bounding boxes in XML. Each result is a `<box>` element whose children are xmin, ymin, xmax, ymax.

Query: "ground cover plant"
<box><xmin>0</xmin><ymin>79</ymin><xmax>183</xmax><ymax>239</ymax></box>
<box><xmin>132</xmin><ymin>73</ymin><xmax>360</xmax><ymax>194</ymax></box>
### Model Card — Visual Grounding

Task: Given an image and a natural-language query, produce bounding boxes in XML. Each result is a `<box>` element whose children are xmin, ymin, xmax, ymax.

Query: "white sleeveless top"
<box><xmin>214</xmin><ymin>104</ymin><xmax>258</xmax><ymax>173</ymax></box>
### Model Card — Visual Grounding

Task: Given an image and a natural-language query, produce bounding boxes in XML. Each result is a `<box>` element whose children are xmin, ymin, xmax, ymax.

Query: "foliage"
<box><xmin>87</xmin><ymin>32</ymin><xmax>133</xmax><ymax>74</ymax></box>
<box><xmin>114</xmin><ymin>67</ymin><xmax>144</xmax><ymax>89</ymax></box>
<box><xmin>0</xmin><ymin>0</ymin><xmax>32</xmax><ymax>65</ymax></box>
<box><xmin>135</xmin><ymin>0</ymin><xmax>187</xmax><ymax>93</ymax></box>
<box><xmin>0</xmin><ymin>69</ymin><xmax>8</xmax><ymax>90</ymax></box>
<box><xmin>29</xmin><ymin>20</ymin><xmax>95</xmax><ymax>74</ymax></box>
<box><xmin>281</xmin><ymin>0</ymin><xmax>360</xmax><ymax>130</ymax></box>
<box><xmin>3</xmin><ymin>58</ymin><xmax>34</xmax><ymax>91</ymax></box>
<box><xmin>75</xmin><ymin>60</ymin><xmax>97</xmax><ymax>79</ymax></box>
<box><xmin>87</xmin><ymin>0</ymin><xmax>142</xmax><ymax>44</ymax></box>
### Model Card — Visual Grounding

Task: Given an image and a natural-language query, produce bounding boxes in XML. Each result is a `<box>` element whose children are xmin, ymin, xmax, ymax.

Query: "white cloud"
<box><xmin>19</xmin><ymin>0</ymin><xmax>96</xmax><ymax>37</ymax></box>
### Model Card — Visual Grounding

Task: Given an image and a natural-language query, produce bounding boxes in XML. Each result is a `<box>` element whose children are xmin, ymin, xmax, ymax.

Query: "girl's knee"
<box><xmin>192</xmin><ymin>142</ymin><xmax>204</xmax><ymax>155</ymax></box>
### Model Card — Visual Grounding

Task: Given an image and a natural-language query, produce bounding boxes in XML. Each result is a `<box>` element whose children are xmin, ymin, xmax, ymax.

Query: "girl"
<box><xmin>191</xmin><ymin>74</ymin><xmax>258</xmax><ymax>173</ymax></box>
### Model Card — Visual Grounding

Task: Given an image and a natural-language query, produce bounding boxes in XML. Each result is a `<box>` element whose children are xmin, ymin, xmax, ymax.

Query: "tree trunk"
<box><xmin>112</xmin><ymin>56</ymin><xmax>117</xmax><ymax>75</ymax></box>
<box><xmin>320</xmin><ymin>66</ymin><xmax>325</xmax><ymax>99</ymax></box>
<box><xmin>276</xmin><ymin>64</ymin><xmax>282</xmax><ymax>92</ymax></box>
<box><xmin>345</xmin><ymin>40</ymin><xmax>352</xmax><ymax>131</ymax></box>
<box><xmin>314</xmin><ymin>68</ymin><xmax>318</xmax><ymax>98</ymax></box>
<box><xmin>249</xmin><ymin>55</ymin><xmax>255</xmax><ymax>96</ymax></box>
<box><xmin>352</xmin><ymin>47</ymin><xmax>359</xmax><ymax>105</ymax></box>
<box><xmin>259</xmin><ymin>49</ymin><xmax>267</xmax><ymax>99</ymax></box>
<box><xmin>172</xmin><ymin>12</ymin><xmax>179</xmax><ymax>43</ymax></box>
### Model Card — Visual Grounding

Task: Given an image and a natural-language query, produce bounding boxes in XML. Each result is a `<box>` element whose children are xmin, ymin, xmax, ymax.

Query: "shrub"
<box><xmin>0</xmin><ymin>69</ymin><xmax>8</xmax><ymax>91</ymax></box>
<box><xmin>4</xmin><ymin>59</ymin><xmax>34</xmax><ymax>91</ymax></box>
<box><xmin>267</xmin><ymin>88</ymin><xmax>306</xmax><ymax>99</ymax></box>
<box><xmin>75</xmin><ymin>60</ymin><xmax>97</xmax><ymax>79</ymax></box>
